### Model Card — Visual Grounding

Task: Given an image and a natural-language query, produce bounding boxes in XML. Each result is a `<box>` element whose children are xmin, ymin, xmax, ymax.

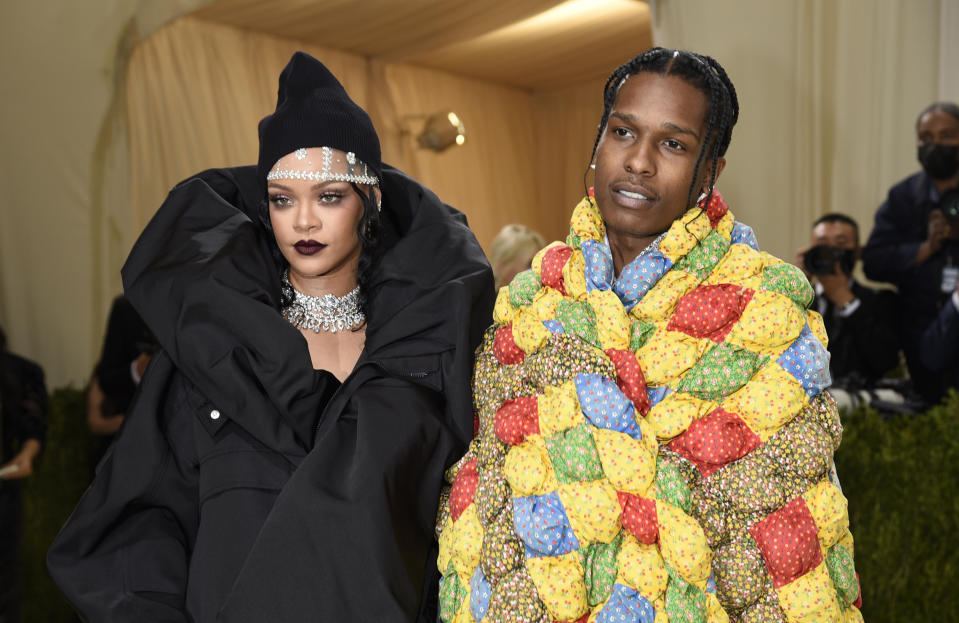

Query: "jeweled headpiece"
<box><xmin>267</xmin><ymin>146</ymin><xmax>379</xmax><ymax>186</ymax></box>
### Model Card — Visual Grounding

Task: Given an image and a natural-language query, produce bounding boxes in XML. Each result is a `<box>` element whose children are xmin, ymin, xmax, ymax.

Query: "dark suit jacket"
<box><xmin>816</xmin><ymin>280</ymin><xmax>899</xmax><ymax>386</ymax></box>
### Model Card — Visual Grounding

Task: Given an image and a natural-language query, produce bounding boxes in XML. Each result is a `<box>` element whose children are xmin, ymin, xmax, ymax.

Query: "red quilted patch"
<box><xmin>853</xmin><ymin>573</ymin><xmax>862</xmax><ymax>609</ymax></box>
<box><xmin>493</xmin><ymin>323</ymin><xmax>525</xmax><ymax>364</ymax></box>
<box><xmin>605</xmin><ymin>348</ymin><xmax>651</xmax><ymax>415</ymax></box>
<box><xmin>749</xmin><ymin>496</ymin><xmax>822</xmax><ymax>588</ymax></box>
<box><xmin>701</xmin><ymin>189</ymin><xmax>729</xmax><ymax>228</ymax></box>
<box><xmin>449</xmin><ymin>459</ymin><xmax>478</xmax><ymax>521</ymax></box>
<box><xmin>617</xmin><ymin>492</ymin><xmax>659</xmax><ymax>545</ymax></box>
<box><xmin>493</xmin><ymin>396</ymin><xmax>540</xmax><ymax>445</ymax></box>
<box><xmin>669</xmin><ymin>407</ymin><xmax>761</xmax><ymax>477</ymax></box>
<box><xmin>666</xmin><ymin>284</ymin><xmax>754</xmax><ymax>342</ymax></box>
<box><xmin>540</xmin><ymin>245</ymin><xmax>574</xmax><ymax>295</ymax></box>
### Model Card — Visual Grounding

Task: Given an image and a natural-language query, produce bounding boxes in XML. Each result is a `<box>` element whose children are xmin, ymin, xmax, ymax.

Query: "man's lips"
<box><xmin>611</xmin><ymin>182</ymin><xmax>658</xmax><ymax>205</ymax></box>
<box><xmin>294</xmin><ymin>240</ymin><xmax>326</xmax><ymax>255</ymax></box>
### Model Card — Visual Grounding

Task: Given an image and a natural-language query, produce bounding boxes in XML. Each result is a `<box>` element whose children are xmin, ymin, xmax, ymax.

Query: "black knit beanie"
<box><xmin>257</xmin><ymin>52</ymin><xmax>382</xmax><ymax>185</ymax></box>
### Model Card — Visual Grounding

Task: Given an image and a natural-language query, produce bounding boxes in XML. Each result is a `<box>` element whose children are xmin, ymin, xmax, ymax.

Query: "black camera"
<box><xmin>803</xmin><ymin>245</ymin><xmax>856</xmax><ymax>276</ymax></box>
<box><xmin>941</xmin><ymin>187</ymin><xmax>959</xmax><ymax>223</ymax></box>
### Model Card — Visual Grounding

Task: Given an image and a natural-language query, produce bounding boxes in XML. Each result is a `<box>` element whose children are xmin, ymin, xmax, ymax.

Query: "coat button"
<box><xmin>210</xmin><ymin>409</ymin><xmax>221</xmax><ymax>420</ymax></box>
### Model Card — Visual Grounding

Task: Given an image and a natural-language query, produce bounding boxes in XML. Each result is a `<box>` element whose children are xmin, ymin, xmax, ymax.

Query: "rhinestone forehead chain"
<box><xmin>267</xmin><ymin>146</ymin><xmax>379</xmax><ymax>186</ymax></box>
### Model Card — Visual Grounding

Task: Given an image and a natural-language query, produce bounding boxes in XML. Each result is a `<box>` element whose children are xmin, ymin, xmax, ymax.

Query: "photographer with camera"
<box><xmin>862</xmin><ymin>102</ymin><xmax>959</xmax><ymax>405</ymax></box>
<box><xmin>797</xmin><ymin>214</ymin><xmax>899</xmax><ymax>397</ymax></box>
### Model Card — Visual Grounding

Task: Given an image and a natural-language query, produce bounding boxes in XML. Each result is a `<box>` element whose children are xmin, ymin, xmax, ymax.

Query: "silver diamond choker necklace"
<box><xmin>281</xmin><ymin>271</ymin><xmax>365</xmax><ymax>333</ymax></box>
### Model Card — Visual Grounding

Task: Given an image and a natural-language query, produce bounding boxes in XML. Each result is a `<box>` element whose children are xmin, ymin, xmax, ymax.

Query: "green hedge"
<box><xmin>19</xmin><ymin>389</ymin><xmax>959</xmax><ymax>621</ymax></box>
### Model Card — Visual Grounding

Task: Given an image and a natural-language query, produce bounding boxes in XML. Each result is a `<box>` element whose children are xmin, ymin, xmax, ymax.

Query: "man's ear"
<box><xmin>701</xmin><ymin>157</ymin><xmax>727</xmax><ymax>193</ymax></box>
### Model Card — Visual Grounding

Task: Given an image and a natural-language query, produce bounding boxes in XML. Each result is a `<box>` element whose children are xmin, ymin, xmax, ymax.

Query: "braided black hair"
<box><xmin>587</xmin><ymin>47</ymin><xmax>740</xmax><ymax>215</ymax></box>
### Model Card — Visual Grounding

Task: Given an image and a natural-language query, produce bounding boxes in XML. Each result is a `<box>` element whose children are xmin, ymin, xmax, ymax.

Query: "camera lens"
<box><xmin>941</xmin><ymin>188</ymin><xmax>959</xmax><ymax>223</ymax></box>
<box><xmin>804</xmin><ymin>245</ymin><xmax>843</xmax><ymax>275</ymax></box>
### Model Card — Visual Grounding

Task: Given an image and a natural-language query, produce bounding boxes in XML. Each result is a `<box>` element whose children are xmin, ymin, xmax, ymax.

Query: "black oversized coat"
<box><xmin>47</xmin><ymin>165</ymin><xmax>494</xmax><ymax>622</ymax></box>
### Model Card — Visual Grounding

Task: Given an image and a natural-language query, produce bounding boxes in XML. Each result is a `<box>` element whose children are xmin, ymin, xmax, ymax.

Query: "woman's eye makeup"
<box><xmin>268</xmin><ymin>194</ymin><xmax>293</xmax><ymax>207</ymax></box>
<box><xmin>319</xmin><ymin>191</ymin><xmax>344</xmax><ymax>203</ymax></box>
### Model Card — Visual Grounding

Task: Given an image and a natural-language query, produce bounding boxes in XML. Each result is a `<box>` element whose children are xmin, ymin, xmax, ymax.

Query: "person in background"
<box><xmin>862</xmin><ymin>102</ymin><xmax>959</xmax><ymax>405</ymax></box>
<box><xmin>0</xmin><ymin>325</ymin><xmax>47</xmax><ymax>623</ymax></box>
<box><xmin>797</xmin><ymin>213</ymin><xmax>899</xmax><ymax>390</ymax></box>
<box><xmin>919</xmin><ymin>275</ymin><xmax>959</xmax><ymax>393</ymax></box>
<box><xmin>86</xmin><ymin>295</ymin><xmax>155</xmax><ymax>468</ymax></box>
<box><xmin>488</xmin><ymin>223</ymin><xmax>545</xmax><ymax>290</ymax></box>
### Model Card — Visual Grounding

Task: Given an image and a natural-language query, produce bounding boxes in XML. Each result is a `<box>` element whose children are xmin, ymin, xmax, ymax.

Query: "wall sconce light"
<box><xmin>415</xmin><ymin>111</ymin><xmax>466</xmax><ymax>152</ymax></box>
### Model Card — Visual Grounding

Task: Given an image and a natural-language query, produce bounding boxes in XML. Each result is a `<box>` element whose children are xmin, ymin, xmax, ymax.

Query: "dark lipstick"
<box><xmin>294</xmin><ymin>240</ymin><xmax>326</xmax><ymax>256</ymax></box>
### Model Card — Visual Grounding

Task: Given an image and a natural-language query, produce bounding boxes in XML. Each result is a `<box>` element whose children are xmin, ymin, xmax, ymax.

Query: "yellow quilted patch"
<box><xmin>726</xmin><ymin>289</ymin><xmax>805</xmax><ymax>357</ymax></box>
<box><xmin>592</xmin><ymin>427</ymin><xmax>656</xmax><ymax>495</ymax></box>
<box><xmin>637</xmin><ymin>327</ymin><xmax>707</xmax><ymax>387</ymax></box>
<box><xmin>706</xmin><ymin>593</ymin><xmax>730</xmax><ymax>623</ymax></box>
<box><xmin>714</xmin><ymin>211</ymin><xmax>735</xmax><ymax>239</ymax></box>
<box><xmin>452</xmin><ymin>595</ymin><xmax>475</xmax><ymax>623</ymax></box>
<box><xmin>513</xmin><ymin>307</ymin><xmax>550</xmax><ymax>353</ymax></box>
<box><xmin>571</xmin><ymin>197</ymin><xmax>604</xmax><ymax>241</ymax></box>
<box><xmin>843</xmin><ymin>606</ymin><xmax>864</xmax><ymax>623</ymax></box>
<box><xmin>631</xmin><ymin>270</ymin><xmax>701</xmax><ymax>323</ymax></box>
<box><xmin>660</xmin><ymin>209</ymin><xmax>712</xmax><ymax>261</ymax></box>
<box><xmin>503</xmin><ymin>435</ymin><xmax>558</xmax><ymax>497</ymax></box>
<box><xmin>437</xmin><ymin>514</ymin><xmax>453</xmax><ymax>573</ymax></box>
<box><xmin>656</xmin><ymin>500</ymin><xmax>712</xmax><ymax>585</ymax></box>
<box><xmin>806</xmin><ymin>310</ymin><xmax>829</xmax><ymax>349</ymax></box>
<box><xmin>526</xmin><ymin>551</ymin><xmax>589</xmax><ymax>621</ymax></box>
<box><xmin>705</xmin><ymin>242</ymin><xmax>764</xmax><ymax>286</ymax></box>
<box><xmin>530</xmin><ymin>287</ymin><xmax>564</xmax><ymax>321</ymax></box>
<box><xmin>492</xmin><ymin>286</ymin><xmax>515</xmax><ymax>325</ymax></box>
<box><xmin>564</xmin><ymin>250</ymin><xmax>588</xmax><ymax>301</ymax></box>
<box><xmin>450</xmin><ymin>505</ymin><xmax>484</xmax><ymax>579</ymax></box>
<box><xmin>588</xmin><ymin>289</ymin><xmax>631</xmax><ymax>351</ymax></box>
<box><xmin>722</xmin><ymin>361</ymin><xmax>809</xmax><ymax>441</ymax></box>
<box><xmin>803</xmin><ymin>480</ymin><xmax>849</xmax><ymax>550</ymax></box>
<box><xmin>777</xmin><ymin>561</ymin><xmax>843</xmax><ymax>622</ymax></box>
<box><xmin>616</xmin><ymin>534</ymin><xmax>668</xmax><ymax>599</ymax></box>
<box><xmin>645</xmin><ymin>391</ymin><xmax>717</xmax><ymax>441</ymax></box>
<box><xmin>538</xmin><ymin>381</ymin><xmax>584</xmax><ymax>435</ymax></box>
<box><xmin>557</xmin><ymin>480</ymin><xmax>622</xmax><ymax>545</ymax></box>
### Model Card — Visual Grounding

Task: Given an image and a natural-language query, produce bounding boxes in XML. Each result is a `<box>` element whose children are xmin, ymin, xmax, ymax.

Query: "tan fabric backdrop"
<box><xmin>648</xmin><ymin>0</ymin><xmax>946</xmax><ymax>265</ymax></box>
<box><xmin>124</xmin><ymin>16</ymin><xmax>607</xmax><ymax>258</ymax></box>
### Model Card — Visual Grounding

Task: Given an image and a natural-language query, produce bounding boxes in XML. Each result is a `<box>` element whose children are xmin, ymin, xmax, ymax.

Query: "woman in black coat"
<box><xmin>48</xmin><ymin>52</ymin><xmax>494</xmax><ymax>622</ymax></box>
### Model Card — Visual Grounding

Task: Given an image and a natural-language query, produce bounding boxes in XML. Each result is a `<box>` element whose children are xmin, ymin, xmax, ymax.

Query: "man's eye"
<box><xmin>664</xmin><ymin>139</ymin><xmax>685</xmax><ymax>151</ymax></box>
<box><xmin>613</xmin><ymin>127</ymin><xmax>632</xmax><ymax>138</ymax></box>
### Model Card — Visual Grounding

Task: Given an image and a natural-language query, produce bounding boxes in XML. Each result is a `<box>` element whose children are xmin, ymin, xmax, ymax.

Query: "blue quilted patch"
<box><xmin>575</xmin><ymin>373</ymin><xmax>642</xmax><ymax>440</ymax></box>
<box><xmin>512</xmin><ymin>492</ymin><xmax>580</xmax><ymax>557</ymax></box>
<box><xmin>596</xmin><ymin>583</ymin><xmax>657</xmax><ymax>623</ymax></box>
<box><xmin>776</xmin><ymin>324</ymin><xmax>831</xmax><ymax>396</ymax></box>
<box><xmin>469</xmin><ymin>567</ymin><xmax>492</xmax><ymax>621</ymax></box>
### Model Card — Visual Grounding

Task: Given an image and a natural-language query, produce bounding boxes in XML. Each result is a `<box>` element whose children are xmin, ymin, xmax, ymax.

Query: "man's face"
<box><xmin>917</xmin><ymin>109</ymin><xmax>959</xmax><ymax>147</ymax></box>
<box><xmin>593</xmin><ymin>72</ymin><xmax>722</xmax><ymax>242</ymax></box>
<box><xmin>810</xmin><ymin>221</ymin><xmax>858</xmax><ymax>252</ymax></box>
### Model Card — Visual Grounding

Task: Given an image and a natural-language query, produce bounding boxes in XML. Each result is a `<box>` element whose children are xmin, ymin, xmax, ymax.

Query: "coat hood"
<box><xmin>121</xmin><ymin>165</ymin><xmax>493</xmax><ymax>451</ymax></box>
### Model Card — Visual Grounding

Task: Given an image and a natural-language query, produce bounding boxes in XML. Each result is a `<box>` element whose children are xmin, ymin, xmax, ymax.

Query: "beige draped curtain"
<box><xmin>123</xmin><ymin>16</ymin><xmax>605</xmax><ymax>262</ymax></box>
<box><xmin>648</xmin><ymin>0</ymin><xmax>949</xmax><ymax>264</ymax></box>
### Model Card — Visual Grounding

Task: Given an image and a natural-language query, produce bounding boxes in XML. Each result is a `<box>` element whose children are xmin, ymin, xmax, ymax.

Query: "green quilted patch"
<box><xmin>581</xmin><ymin>531</ymin><xmax>624</xmax><ymax>606</ymax></box>
<box><xmin>673</xmin><ymin>230</ymin><xmax>730</xmax><ymax>281</ymax></box>
<box><xmin>630</xmin><ymin>319</ymin><xmax>657</xmax><ymax>351</ymax></box>
<box><xmin>508</xmin><ymin>269</ymin><xmax>542</xmax><ymax>307</ymax></box>
<box><xmin>656</xmin><ymin>457</ymin><xmax>693</xmax><ymax>513</ymax></box>
<box><xmin>826</xmin><ymin>543</ymin><xmax>859</xmax><ymax>606</ymax></box>
<box><xmin>555</xmin><ymin>299</ymin><xmax>599</xmax><ymax>347</ymax></box>
<box><xmin>438</xmin><ymin>566</ymin><xmax>467</xmax><ymax>623</ymax></box>
<box><xmin>545</xmin><ymin>422</ymin><xmax>605</xmax><ymax>484</ymax></box>
<box><xmin>568</xmin><ymin>233</ymin><xmax>583</xmax><ymax>249</ymax></box>
<box><xmin>664</xmin><ymin>564</ymin><xmax>708</xmax><ymax>623</ymax></box>
<box><xmin>760</xmin><ymin>263</ymin><xmax>814</xmax><ymax>309</ymax></box>
<box><xmin>676</xmin><ymin>342</ymin><xmax>767</xmax><ymax>401</ymax></box>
